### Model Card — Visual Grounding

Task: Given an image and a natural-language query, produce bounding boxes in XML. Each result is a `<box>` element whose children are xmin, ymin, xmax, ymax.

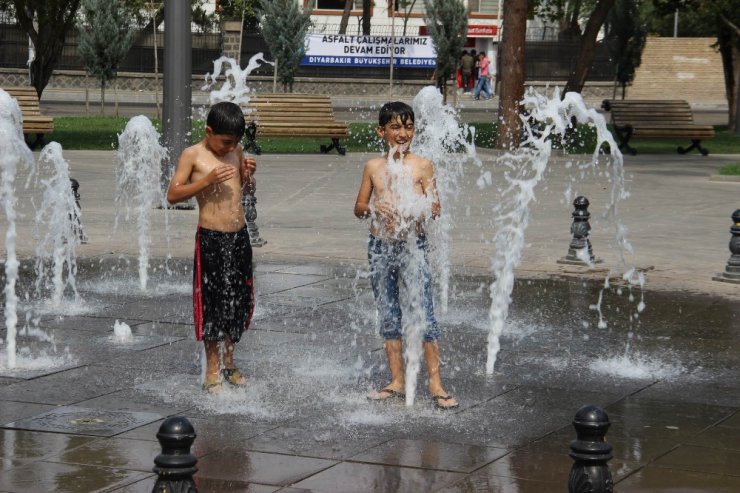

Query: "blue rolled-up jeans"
<box><xmin>474</xmin><ymin>76</ymin><xmax>492</xmax><ymax>100</ymax></box>
<box><xmin>367</xmin><ymin>234</ymin><xmax>439</xmax><ymax>342</ymax></box>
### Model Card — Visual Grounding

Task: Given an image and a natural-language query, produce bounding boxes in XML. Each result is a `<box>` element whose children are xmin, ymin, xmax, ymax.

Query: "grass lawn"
<box><xmin>718</xmin><ymin>162</ymin><xmax>740</xmax><ymax>175</ymax></box>
<box><xmin>45</xmin><ymin>116</ymin><xmax>740</xmax><ymax>155</ymax></box>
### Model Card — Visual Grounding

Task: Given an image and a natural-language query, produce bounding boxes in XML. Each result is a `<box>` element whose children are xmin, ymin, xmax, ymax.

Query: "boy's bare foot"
<box><xmin>367</xmin><ymin>386</ymin><xmax>406</xmax><ymax>401</ymax></box>
<box><xmin>221</xmin><ymin>367</ymin><xmax>247</xmax><ymax>386</ymax></box>
<box><xmin>203</xmin><ymin>375</ymin><xmax>224</xmax><ymax>394</ymax></box>
<box><xmin>431</xmin><ymin>394</ymin><xmax>459</xmax><ymax>410</ymax></box>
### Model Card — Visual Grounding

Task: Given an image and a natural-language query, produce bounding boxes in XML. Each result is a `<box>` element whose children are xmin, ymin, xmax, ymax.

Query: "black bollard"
<box><xmin>152</xmin><ymin>416</ymin><xmax>198</xmax><ymax>493</ymax></box>
<box><xmin>69</xmin><ymin>178</ymin><xmax>88</xmax><ymax>243</ymax></box>
<box><xmin>568</xmin><ymin>405</ymin><xmax>613</xmax><ymax>493</ymax></box>
<box><xmin>712</xmin><ymin>209</ymin><xmax>740</xmax><ymax>284</ymax></box>
<box><xmin>558</xmin><ymin>196</ymin><xmax>600</xmax><ymax>266</ymax></box>
<box><xmin>243</xmin><ymin>193</ymin><xmax>266</xmax><ymax>247</ymax></box>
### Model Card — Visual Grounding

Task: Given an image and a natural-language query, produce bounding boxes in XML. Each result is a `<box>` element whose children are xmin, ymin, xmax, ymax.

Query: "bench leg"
<box><xmin>320</xmin><ymin>138</ymin><xmax>346</xmax><ymax>156</ymax></box>
<box><xmin>26</xmin><ymin>133</ymin><xmax>45</xmax><ymax>150</ymax></box>
<box><xmin>677</xmin><ymin>139</ymin><xmax>709</xmax><ymax>156</ymax></box>
<box><xmin>614</xmin><ymin>126</ymin><xmax>637</xmax><ymax>156</ymax></box>
<box><xmin>243</xmin><ymin>123</ymin><xmax>262</xmax><ymax>155</ymax></box>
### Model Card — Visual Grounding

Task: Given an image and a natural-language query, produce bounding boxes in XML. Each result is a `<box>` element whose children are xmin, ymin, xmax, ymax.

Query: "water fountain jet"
<box><xmin>115</xmin><ymin>115</ymin><xmax>168</xmax><ymax>291</ymax></box>
<box><xmin>0</xmin><ymin>89</ymin><xmax>36</xmax><ymax>369</ymax></box>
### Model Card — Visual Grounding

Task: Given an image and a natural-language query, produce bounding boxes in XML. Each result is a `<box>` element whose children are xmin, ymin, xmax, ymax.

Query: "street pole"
<box><xmin>390</xmin><ymin>0</ymin><xmax>395</xmax><ymax>97</ymax></box>
<box><xmin>163</xmin><ymin>0</ymin><xmax>192</xmax><ymax>203</ymax></box>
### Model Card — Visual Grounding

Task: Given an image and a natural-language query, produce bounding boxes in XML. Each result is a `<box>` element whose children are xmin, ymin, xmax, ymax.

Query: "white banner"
<box><xmin>301</xmin><ymin>34</ymin><xmax>436</xmax><ymax>68</ymax></box>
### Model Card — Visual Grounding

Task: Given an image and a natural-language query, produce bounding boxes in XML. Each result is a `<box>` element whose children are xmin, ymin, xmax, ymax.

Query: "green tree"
<box><xmin>0</xmin><ymin>0</ymin><xmax>211</xmax><ymax>98</ymax></box>
<box><xmin>0</xmin><ymin>0</ymin><xmax>83</xmax><ymax>97</ymax></box>
<box><xmin>531</xmin><ymin>0</ymin><xmax>617</xmax><ymax>95</ymax></box>
<box><xmin>604</xmin><ymin>0</ymin><xmax>647</xmax><ymax>99</ymax></box>
<box><xmin>258</xmin><ymin>0</ymin><xmax>314</xmax><ymax>93</ymax></box>
<box><xmin>423</xmin><ymin>0</ymin><xmax>468</xmax><ymax>105</ymax></box>
<box><xmin>78</xmin><ymin>0</ymin><xmax>135</xmax><ymax>115</ymax></box>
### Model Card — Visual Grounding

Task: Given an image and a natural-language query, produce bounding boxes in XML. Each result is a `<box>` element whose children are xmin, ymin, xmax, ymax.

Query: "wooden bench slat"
<box><xmin>2</xmin><ymin>87</ymin><xmax>54</xmax><ymax>145</ymax></box>
<box><xmin>241</xmin><ymin>93</ymin><xmax>348</xmax><ymax>154</ymax></box>
<box><xmin>602</xmin><ymin>98</ymin><xmax>713</xmax><ymax>155</ymax></box>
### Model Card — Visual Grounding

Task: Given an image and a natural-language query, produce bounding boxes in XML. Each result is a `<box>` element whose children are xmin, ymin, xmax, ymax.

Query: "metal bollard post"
<box><xmin>243</xmin><ymin>192</ymin><xmax>266</xmax><ymax>247</ymax></box>
<box><xmin>712</xmin><ymin>209</ymin><xmax>740</xmax><ymax>284</ymax></box>
<box><xmin>568</xmin><ymin>405</ymin><xmax>613</xmax><ymax>493</ymax></box>
<box><xmin>69</xmin><ymin>178</ymin><xmax>88</xmax><ymax>243</ymax></box>
<box><xmin>152</xmin><ymin>416</ymin><xmax>198</xmax><ymax>493</ymax></box>
<box><xmin>558</xmin><ymin>196</ymin><xmax>600</xmax><ymax>266</ymax></box>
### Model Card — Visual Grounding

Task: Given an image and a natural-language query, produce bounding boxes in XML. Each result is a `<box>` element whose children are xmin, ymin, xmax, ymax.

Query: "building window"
<box><xmin>392</xmin><ymin>1</ymin><xmax>426</xmax><ymax>16</ymax></box>
<box><xmin>469</xmin><ymin>0</ymin><xmax>499</xmax><ymax>15</ymax></box>
<box><xmin>316</xmin><ymin>0</ymin><xmax>352</xmax><ymax>9</ymax></box>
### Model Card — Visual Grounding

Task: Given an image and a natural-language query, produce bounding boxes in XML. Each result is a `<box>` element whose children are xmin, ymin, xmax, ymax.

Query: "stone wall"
<box><xmin>628</xmin><ymin>37</ymin><xmax>725</xmax><ymax>103</ymax></box>
<box><xmin>0</xmin><ymin>67</ymin><xmax>613</xmax><ymax>103</ymax></box>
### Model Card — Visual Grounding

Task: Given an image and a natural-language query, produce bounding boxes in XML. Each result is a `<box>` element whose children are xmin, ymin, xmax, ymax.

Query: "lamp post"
<box><xmin>162</xmin><ymin>0</ymin><xmax>192</xmax><ymax>206</ymax></box>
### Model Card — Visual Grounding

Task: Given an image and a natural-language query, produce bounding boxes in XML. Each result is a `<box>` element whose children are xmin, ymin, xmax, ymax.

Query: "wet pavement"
<box><xmin>0</xmin><ymin>148</ymin><xmax>739</xmax><ymax>492</ymax></box>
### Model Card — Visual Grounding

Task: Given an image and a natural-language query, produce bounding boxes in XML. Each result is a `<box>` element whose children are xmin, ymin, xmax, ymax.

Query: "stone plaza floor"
<box><xmin>0</xmin><ymin>149</ymin><xmax>739</xmax><ymax>492</ymax></box>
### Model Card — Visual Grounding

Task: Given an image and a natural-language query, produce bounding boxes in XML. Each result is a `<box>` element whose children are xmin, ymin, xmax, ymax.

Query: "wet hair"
<box><xmin>378</xmin><ymin>101</ymin><xmax>415</xmax><ymax>127</ymax></box>
<box><xmin>206</xmin><ymin>101</ymin><xmax>246</xmax><ymax>138</ymax></box>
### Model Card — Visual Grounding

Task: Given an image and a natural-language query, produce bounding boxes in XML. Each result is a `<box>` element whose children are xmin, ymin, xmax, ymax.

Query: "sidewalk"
<box><xmin>6</xmin><ymin>149</ymin><xmax>738</xmax><ymax>298</ymax></box>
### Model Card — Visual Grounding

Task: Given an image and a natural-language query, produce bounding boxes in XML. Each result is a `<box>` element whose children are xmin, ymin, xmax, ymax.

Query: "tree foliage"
<box><xmin>78</xmin><ymin>0</ymin><xmax>135</xmax><ymax>114</ymax></box>
<box><xmin>258</xmin><ymin>0</ymin><xmax>313</xmax><ymax>93</ymax></box>
<box><xmin>423</xmin><ymin>0</ymin><xmax>467</xmax><ymax>104</ymax></box>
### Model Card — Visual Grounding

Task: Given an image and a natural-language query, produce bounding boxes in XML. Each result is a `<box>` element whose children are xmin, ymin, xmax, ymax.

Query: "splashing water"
<box><xmin>115</xmin><ymin>115</ymin><xmax>168</xmax><ymax>291</ymax></box>
<box><xmin>203</xmin><ymin>53</ymin><xmax>272</xmax><ymax>107</ymax></box>
<box><xmin>34</xmin><ymin>142</ymin><xmax>82</xmax><ymax>306</ymax></box>
<box><xmin>411</xmin><ymin>86</ymin><xmax>482</xmax><ymax>314</ymax></box>
<box><xmin>0</xmin><ymin>89</ymin><xmax>36</xmax><ymax>369</ymax></box>
<box><xmin>112</xmin><ymin>320</ymin><xmax>133</xmax><ymax>343</ymax></box>
<box><xmin>485</xmin><ymin>88</ymin><xmax>636</xmax><ymax>375</ymax></box>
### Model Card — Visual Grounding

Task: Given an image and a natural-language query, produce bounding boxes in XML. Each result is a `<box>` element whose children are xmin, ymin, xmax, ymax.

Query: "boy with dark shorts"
<box><xmin>353</xmin><ymin>101</ymin><xmax>458</xmax><ymax>410</ymax></box>
<box><xmin>167</xmin><ymin>101</ymin><xmax>256</xmax><ymax>393</ymax></box>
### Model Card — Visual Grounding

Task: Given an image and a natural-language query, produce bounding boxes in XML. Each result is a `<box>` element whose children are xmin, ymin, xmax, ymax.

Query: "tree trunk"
<box><xmin>100</xmin><ymin>81</ymin><xmax>105</xmax><ymax>116</ymax></box>
<box><xmin>495</xmin><ymin>0</ymin><xmax>527</xmax><ymax>150</ymax></box>
<box><xmin>733</xmin><ymin>42</ymin><xmax>740</xmax><ymax>134</ymax></box>
<box><xmin>362</xmin><ymin>0</ymin><xmax>371</xmax><ymax>35</ymax></box>
<box><xmin>563</xmin><ymin>0</ymin><xmax>616</xmax><ymax>95</ymax></box>
<box><xmin>338</xmin><ymin>0</ymin><xmax>352</xmax><ymax>35</ymax></box>
<box><xmin>717</xmin><ymin>22</ymin><xmax>739</xmax><ymax>133</ymax></box>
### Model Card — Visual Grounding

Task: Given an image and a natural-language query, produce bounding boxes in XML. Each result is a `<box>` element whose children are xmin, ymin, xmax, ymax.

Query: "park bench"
<box><xmin>601</xmin><ymin>99</ymin><xmax>714</xmax><ymax>156</ymax></box>
<box><xmin>242</xmin><ymin>94</ymin><xmax>349</xmax><ymax>155</ymax></box>
<box><xmin>3</xmin><ymin>86</ymin><xmax>54</xmax><ymax>149</ymax></box>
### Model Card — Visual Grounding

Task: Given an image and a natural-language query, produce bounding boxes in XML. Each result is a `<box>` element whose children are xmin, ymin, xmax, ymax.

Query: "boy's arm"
<box><xmin>354</xmin><ymin>162</ymin><xmax>373</xmax><ymax>219</ymax></box>
<box><xmin>166</xmin><ymin>147</ymin><xmax>236</xmax><ymax>204</ymax></box>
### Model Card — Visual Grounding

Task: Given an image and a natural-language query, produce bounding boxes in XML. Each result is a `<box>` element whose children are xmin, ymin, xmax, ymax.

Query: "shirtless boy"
<box><xmin>167</xmin><ymin>101</ymin><xmax>256</xmax><ymax>393</ymax></box>
<box><xmin>354</xmin><ymin>101</ymin><xmax>458</xmax><ymax>410</ymax></box>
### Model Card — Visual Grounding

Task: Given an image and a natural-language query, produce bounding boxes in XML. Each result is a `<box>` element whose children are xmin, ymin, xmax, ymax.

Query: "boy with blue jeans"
<box><xmin>354</xmin><ymin>102</ymin><xmax>458</xmax><ymax>410</ymax></box>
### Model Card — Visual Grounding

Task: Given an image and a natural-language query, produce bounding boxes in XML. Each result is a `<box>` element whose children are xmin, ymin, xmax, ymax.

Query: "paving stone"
<box><xmin>292</xmin><ymin>461</ymin><xmax>465</xmax><ymax>492</ymax></box>
<box><xmin>4</xmin><ymin>406</ymin><xmax>162</xmax><ymax>437</ymax></box>
<box><xmin>0</xmin><ymin>461</ymin><xmax>150</xmax><ymax>493</ymax></box>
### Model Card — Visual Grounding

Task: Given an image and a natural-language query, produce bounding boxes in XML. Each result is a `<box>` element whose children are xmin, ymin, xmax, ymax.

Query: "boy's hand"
<box><xmin>374</xmin><ymin>202</ymin><xmax>400</xmax><ymax>226</ymax></box>
<box><xmin>243</xmin><ymin>155</ymin><xmax>257</xmax><ymax>177</ymax></box>
<box><xmin>206</xmin><ymin>164</ymin><xmax>237</xmax><ymax>185</ymax></box>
